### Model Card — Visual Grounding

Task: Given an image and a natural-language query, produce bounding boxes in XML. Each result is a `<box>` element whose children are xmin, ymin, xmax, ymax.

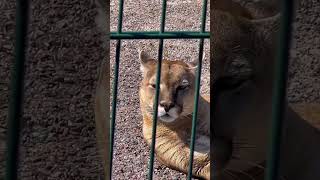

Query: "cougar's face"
<box><xmin>139</xmin><ymin>53</ymin><xmax>197</xmax><ymax>124</ymax></box>
<box><xmin>211</xmin><ymin>11</ymin><xmax>277</xmax><ymax>178</ymax></box>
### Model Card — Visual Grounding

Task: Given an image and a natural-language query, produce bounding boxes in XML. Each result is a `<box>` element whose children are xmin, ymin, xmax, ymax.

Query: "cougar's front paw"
<box><xmin>201</xmin><ymin>162</ymin><xmax>210</xmax><ymax>180</ymax></box>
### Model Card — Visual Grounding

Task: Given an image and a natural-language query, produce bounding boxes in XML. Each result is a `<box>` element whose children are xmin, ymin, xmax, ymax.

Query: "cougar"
<box><xmin>211</xmin><ymin>0</ymin><xmax>320</xmax><ymax>180</ymax></box>
<box><xmin>139</xmin><ymin>50</ymin><xmax>210</xmax><ymax>179</ymax></box>
<box><xmin>93</xmin><ymin>0</ymin><xmax>320</xmax><ymax>179</ymax></box>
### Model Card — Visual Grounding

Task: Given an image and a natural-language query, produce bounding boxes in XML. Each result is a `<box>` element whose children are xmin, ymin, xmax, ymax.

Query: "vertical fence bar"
<box><xmin>265</xmin><ymin>0</ymin><xmax>294</xmax><ymax>180</ymax></box>
<box><xmin>110</xmin><ymin>0</ymin><xmax>124</xmax><ymax>179</ymax></box>
<box><xmin>147</xmin><ymin>0</ymin><xmax>167</xmax><ymax>179</ymax></box>
<box><xmin>187</xmin><ymin>0</ymin><xmax>207</xmax><ymax>179</ymax></box>
<box><xmin>5</xmin><ymin>0</ymin><xmax>29</xmax><ymax>180</ymax></box>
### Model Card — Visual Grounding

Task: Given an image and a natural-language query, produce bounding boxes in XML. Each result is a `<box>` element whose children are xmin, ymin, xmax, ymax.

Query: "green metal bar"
<box><xmin>116</xmin><ymin>0</ymin><xmax>124</xmax><ymax>33</ymax></box>
<box><xmin>6</xmin><ymin>0</ymin><xmax>29</xmax><ymax>180</ymax></box>
<box><xmin>110</xmin><ymin>0</ymin><xmax>124</xmax><ymax>179</ymax></box>
<box><xmin>147</xmin><ymin>0</ymin><xmax>167</xmax><ymax>179</ymax></box>
<box><xmin>265</xmin><ymin>0</ymin><xmax>294</xmax><ymax>180</ymax></box>
<box><xmin>187</xmin><ymin>0</ymin><xmax>207</xmax><ymax>179</ymax></box>
<box><xmin>109</xmin><ymin>40</ymin><xmax>121</xmax><ymax>179</ymax></box>
<box><xmin>110</xmin><ymin>31</ymin><xmax>210</xmax><ymax>39</ymax></box>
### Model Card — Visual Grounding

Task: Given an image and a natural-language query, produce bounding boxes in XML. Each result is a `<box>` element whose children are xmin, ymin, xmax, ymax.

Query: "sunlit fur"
<box><xmin>139</xmin><ymin>51</ymin><xmax>210</xmax><ymax>179</ymax></box>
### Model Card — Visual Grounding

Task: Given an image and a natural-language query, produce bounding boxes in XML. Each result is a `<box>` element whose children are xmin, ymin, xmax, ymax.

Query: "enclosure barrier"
<box><xmin>265</xmin><ymin>0</ymin><xmax>294</xmax><ymax>180</ymax></box>
<box><xmin>110</xmin><ymin>0</ymin><xmax>208</xmax><ymax>179</ymax></box>
<box><xmin>6</xmin><ymin>0</ymin><xmax>293</xmax><ymax>180</ymax></box>
<box><xmin>6</xmin><ymin>0</ymin><xmax>29</xmax><ymax>180</ymax></box>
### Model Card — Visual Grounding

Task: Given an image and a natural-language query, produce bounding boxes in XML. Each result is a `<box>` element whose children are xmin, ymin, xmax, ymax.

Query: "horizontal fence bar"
<box><xmin>110</xmin><ymin>31</ymin><xmax>210</xmax><ymax>39</ymax></box>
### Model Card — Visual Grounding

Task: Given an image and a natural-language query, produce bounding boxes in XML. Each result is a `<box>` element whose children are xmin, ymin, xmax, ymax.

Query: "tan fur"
<box><xmin>94</xmin><ymin>58</ymin><xmax>110</xmax><ymax>180</ymax></box>
<box><xmin>94</xmin><ymin>0</ymin><xmax>110</xmax><ymax>179</ymax></box>
<box><xmin>93</xmin><ymin>1</ymin><xmax>317</xmax><ymax>179</ymax></box>
<box><xmin>139</xmin><ymin>52</ymin><xmax>210</xmax><ymax>179</ymax></box>
<box><xmin>291</xmin><ymin>103</ymin><xmax>320</xmax><ymax>128</ymax></box>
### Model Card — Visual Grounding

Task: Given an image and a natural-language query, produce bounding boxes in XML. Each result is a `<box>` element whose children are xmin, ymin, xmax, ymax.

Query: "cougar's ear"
<box><xmin>187</xmin><ymin>53</ymin><xmax>206</xmax><ymax>73</ymax></box>
<box><xmin>212</xmin><ymin>0</ymin><xmax>253</xmax><ymax>20</ymax></box>
<box><xmin>250</xmin><ymin>13</ymin><xmax>280</xmax><ymax>45</ymax></box>
<box><xmin>212</xmin><ymin>0</ymin><xmax>289</xmax><ymax>21</ymax></box>
<box><xmin>247</xmin><ymin>0</ymin><xmax>300</xmax><ymax>44</ymax></box>
<box><xmin>187</xmin><ymin>60</ymin><xmax>198</xmax><ymax>73</ymax></box>
<box><xmin>139</xmin><ymin>49</ymin><xmax>155</xmax><ymax>75</ymax></box>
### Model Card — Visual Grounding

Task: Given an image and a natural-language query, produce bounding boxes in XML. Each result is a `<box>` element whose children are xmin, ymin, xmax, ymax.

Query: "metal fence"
<box><xmin>110</xmin><ymin>0</ymin><xmax>209</xmax><ymax>179</ymax></box>
<box><xmin>6</xmin><ymin>0</ymin><xmax>294</xmax><ymax>180</ymax></box>
<box><xmin>6</xmin><ymin>0</ymin><xmax>29</xmax><ymax>180</ymax></box>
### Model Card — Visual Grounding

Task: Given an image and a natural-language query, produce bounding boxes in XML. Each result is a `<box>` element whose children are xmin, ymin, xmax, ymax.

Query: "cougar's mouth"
<box><xmin>158</xmin><ymin>106</ymin><xmax>180</xmax><ymax>123</ymax></box>
<box><xmin>145</xmin><ymin>104</ymin><xmax>181</xmax><ymax>123</ymax></box>
<box><xmin>159</xmin><ymin>113</ymin><xmax>176</xmax><ymax>123</ymax></box>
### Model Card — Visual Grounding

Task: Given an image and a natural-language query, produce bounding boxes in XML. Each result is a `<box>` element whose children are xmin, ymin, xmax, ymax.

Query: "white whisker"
<box><xmin>231</xmin><ymin>156</ymin><xmax>287</xmax><ymax>180</ymax></box>
<box><xmin>231</xmin><ymin>155</ymin><xmax>265</xmax><ymax>171</ymax></box>
<box><xmin>228</xmin><ymin>169</ymin><xmax>256</xmax><ymax>180</ymax></box>
<box><xmin>224</xmin><ymin>169</ymin><xmax>240</xmax><ymax>180</ymax></box>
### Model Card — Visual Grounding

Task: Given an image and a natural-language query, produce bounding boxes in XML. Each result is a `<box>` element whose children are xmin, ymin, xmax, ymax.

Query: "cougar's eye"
<box><xmin>181</xmin><ymin>79</ymin><xmax>189</xmax><ymax>86</ymax></box>
<box><xmin>149</xmin><ymin>84</ymin><xmax>156</xmax><ymax>89</ymax></box>
<box><xmin>215</xmin><ymin>76</ymin><xmax>250</xmax><ymax>91</ymax></box>
<box><xmin>177</xmin><ymin>85</ymin><xmax>188</xmax><ymax>90</ymax></box>
<box><xmin>177</xmin><ymin>79</ymin><xmax>190</xmax><ymax>91</ymax></box>
<box><xmin>177</xmin><ymin>79</ymin><xmax>190</xmax><ymax>90</ymax></box>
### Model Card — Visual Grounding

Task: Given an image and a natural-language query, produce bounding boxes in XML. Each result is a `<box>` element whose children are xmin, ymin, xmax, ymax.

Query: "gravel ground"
<box><xmin>0</xmin><ymin>0</ymin><xmax>319</xmax><ymax>180</ymax></box>
<box><xmin>1</xmin><ymin>0</ymin><xmax>105</xmax><ymax>179</ymax></box>
<box><xmin>287</xmin><ymin>0</ymin><xmax>320</xmax><ymax>102</ymax></box>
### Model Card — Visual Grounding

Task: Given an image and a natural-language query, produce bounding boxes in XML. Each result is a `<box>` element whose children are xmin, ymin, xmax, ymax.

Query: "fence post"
<box><xmin>265</xmin><ymin>0</ymin><xmax>294</xmax><ymax>179</ymax></box>
<box><xmin>6</xmin><ymin>0</ymin><xmax>29</xmax><ymax>180</ymax></box>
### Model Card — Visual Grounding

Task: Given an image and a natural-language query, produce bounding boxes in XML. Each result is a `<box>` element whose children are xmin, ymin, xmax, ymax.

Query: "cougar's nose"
<box><xmin>160</xmin><ymin>101</ymin><xmax>174</xmax><ymax>112</ymax></box>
